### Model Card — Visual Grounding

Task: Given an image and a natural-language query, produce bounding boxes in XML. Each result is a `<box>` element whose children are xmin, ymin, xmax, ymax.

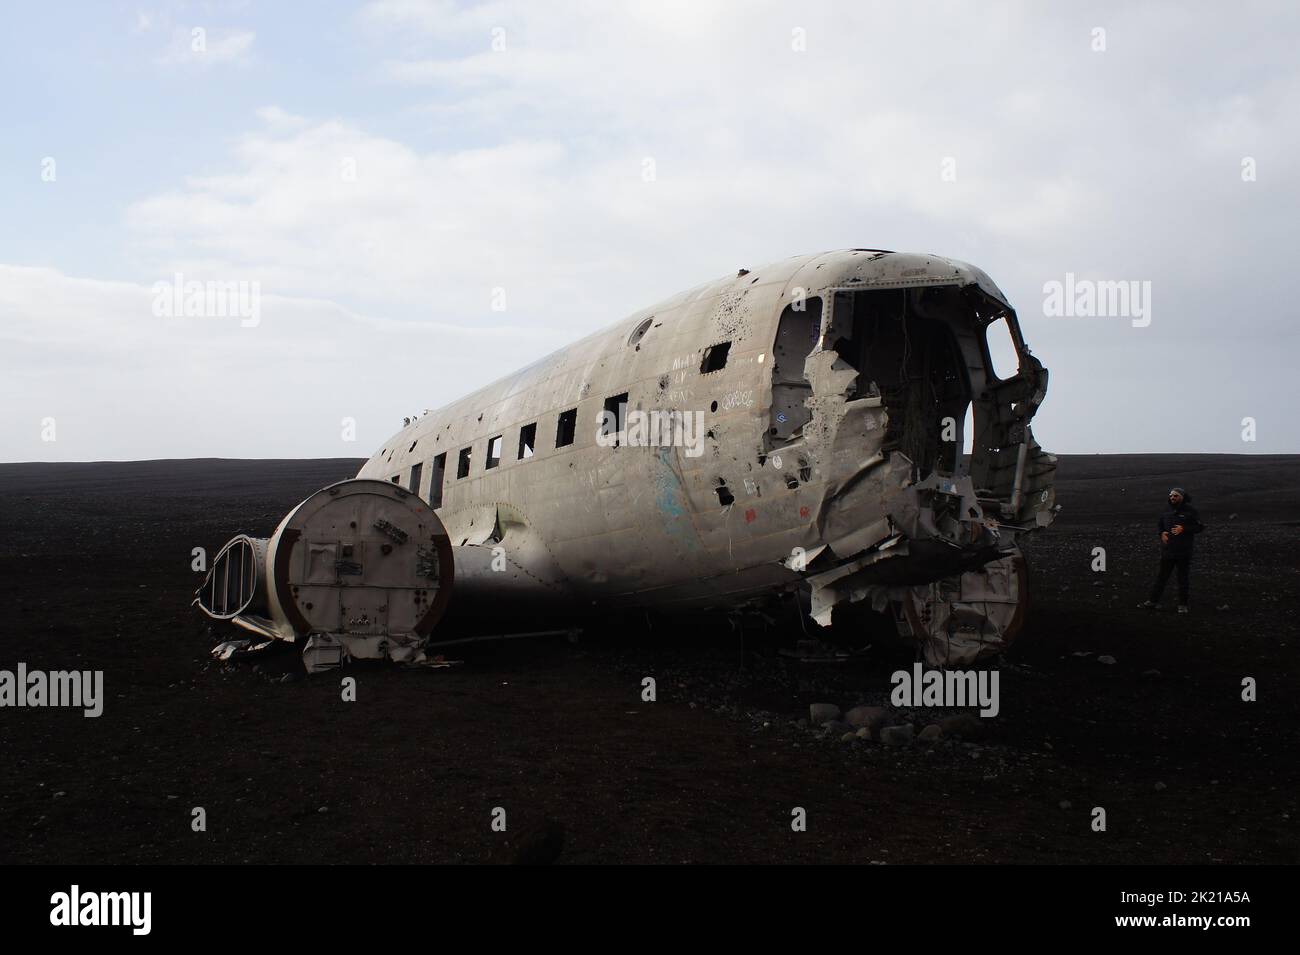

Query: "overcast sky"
<box><xmin>2</xmin><ymin>0</ymin><xmax>1297</xmax><ymax>461</ymax></box>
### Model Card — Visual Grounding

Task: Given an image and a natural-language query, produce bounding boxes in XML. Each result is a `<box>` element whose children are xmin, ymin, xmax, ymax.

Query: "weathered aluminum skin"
<box><xmin>353</xmin><ymin>249</ymin><xmax>1057</xmax><ymax>657</ymax></box>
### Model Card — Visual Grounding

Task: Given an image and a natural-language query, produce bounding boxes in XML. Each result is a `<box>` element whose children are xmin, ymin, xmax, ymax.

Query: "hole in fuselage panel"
<box><xmin>829</xmin><ymin>287</ymin><xmax>972</xmax><ymax>478</ymax></box>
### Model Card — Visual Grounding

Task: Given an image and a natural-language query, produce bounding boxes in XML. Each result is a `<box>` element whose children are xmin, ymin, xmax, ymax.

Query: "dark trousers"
<box><xmin>1150</xmin><ymin>555</ymin><xmax>1191</xmax><ymax>605</ymax></box>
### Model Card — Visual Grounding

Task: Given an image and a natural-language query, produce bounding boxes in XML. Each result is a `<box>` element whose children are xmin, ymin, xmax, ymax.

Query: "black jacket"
<box><xmin>1157</xmin><ymin>495</ymin><xmax>1205</xmax><ymax>558</ymax></box>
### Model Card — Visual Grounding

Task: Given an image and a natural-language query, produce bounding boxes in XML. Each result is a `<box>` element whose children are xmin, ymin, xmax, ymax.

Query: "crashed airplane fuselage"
<box><xmin>197</xmin><ymin>250</ymin><xmax>1057</xmax><ymax>668</ymax></box>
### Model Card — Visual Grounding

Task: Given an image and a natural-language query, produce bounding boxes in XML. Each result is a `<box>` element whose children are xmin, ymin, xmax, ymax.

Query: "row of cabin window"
<box><xmin>390</xmin><ymin>399</ymin><xmax>627</xmax><ymax>506</ymax></box>
<box><xmin>450</xmin><ymin>400</ymin><xmax>617</xmax><ymax>478</ymax></box>
<box><xmin>387</xmin><ymin>343</ymin><xmax>754</xmax><ymax>504</ymax></box>
<box><xmin>386</xmin><ymin>337</ymin><xmax>737</xmax><ymax>493</ymax></box>
<box><xmin>387</xmin><ymin>338</ymin><xmax>737</xmax><ymax>500</ymax></box>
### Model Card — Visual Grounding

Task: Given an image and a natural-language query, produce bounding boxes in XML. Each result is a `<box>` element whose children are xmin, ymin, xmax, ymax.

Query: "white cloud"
<box><xmin>0</xmin><ymin>265</ymin><xmax>562</xmax><ymax>460</ymax></box>
<box><xmin>124</xmin><ymin>2</ymin><xmax>1300</xmax><ymax>336</ymax></box>
<box><xmin>253</xmin><ymin>105</ymin><xmax>311</xmax><ymax>130</ymax></box>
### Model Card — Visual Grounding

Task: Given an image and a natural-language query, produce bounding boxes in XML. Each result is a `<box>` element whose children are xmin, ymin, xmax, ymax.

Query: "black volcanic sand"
<box><xmin>0</xmin><ymin>455</ymin><xmax>1296</xmax><ymax>864</ymax></box>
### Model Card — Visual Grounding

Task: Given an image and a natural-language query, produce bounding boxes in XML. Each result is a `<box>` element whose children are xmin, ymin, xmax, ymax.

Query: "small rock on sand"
<box><xmin>880</xmin><ymin>724</ymin><xmax>914</xmax><ymax>747</ymax></box>
<box><xmin>809</xmin><ymin>703</ymin><xmax>840</xmax><ymax>724</ymax></box>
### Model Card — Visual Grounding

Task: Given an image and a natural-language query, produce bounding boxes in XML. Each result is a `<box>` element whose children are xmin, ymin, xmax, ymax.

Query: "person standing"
<box><xmin>1139</xmin><ymin>487</ymin><xmax>1205</xmax><ymax>613</ymax></box>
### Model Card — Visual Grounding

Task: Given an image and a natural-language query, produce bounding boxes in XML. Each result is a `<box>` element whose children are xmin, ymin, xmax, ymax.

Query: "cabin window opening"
<box><xmin>700</xmin><ymin>341</ymin><xmax>732</xmax><ymax>374</ymax></box>
<box><xmin>768</xmin><ymin>297</ymin><xmax>822</xmax><ymax>445</ymax></box>
<box><xmin>408</xmin><ymin>462</ymin><xmax>423</xmax><ymax>495</ymax></box>
<box><xmin>715</xmin><ymin>479</ymin><xmax>735</xmax><ymax>506</ymax></box>
<box><xmin>518</xmin><ymin>423</ymin><xmax>536</xmax><ymax>459</ymax></box>
<box><xmin>830</xmin><ymin>287</ymin><xmax>971</xmax><ymax>479</ymax></box>
<box><xmin>485</xmin><ymin>435</ymin><xmax>503</xmax><ymax>470</ymax></box>
<box><xmin>555</xmin><ymin>408</ymin><xmax>577</xmax><ymax>448</ymax></box>
<box><xmin>602</xmin><ymin>393</ymin><xmax>629</xmax><ymax>447</ymax></box>
<box><xmin>390</xmin><ymin>475</ymin><xmax>399</xmax><ymax>484</ymax></box>
<box><xmin>457</xmin><ymin>446</ymin><xmax>472</xmax><ymax>479</ymax></box>
<box><xmin>984</xmin><ymin>315</ymin><xmax>1021</xmax><ymax>381</ymax></box>
<box><xmin>429</xmin><ymin>453</ymin><xmax>446</xmax><ymax>508</ymax></box>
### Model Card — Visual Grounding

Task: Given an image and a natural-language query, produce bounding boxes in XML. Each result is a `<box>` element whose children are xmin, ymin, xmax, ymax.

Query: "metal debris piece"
<box><xmin>372</xmin><ymin>518</ymin><xmax>409</xmax><ymax>544</ymax></box>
